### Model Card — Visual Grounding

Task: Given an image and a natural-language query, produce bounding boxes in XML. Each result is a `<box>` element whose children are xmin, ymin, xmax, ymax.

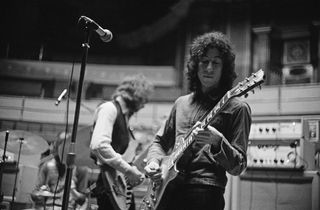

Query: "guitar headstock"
<box><xmin>231</xmin><ymin>69</ymin><xmax>265</xmax><ymax>98</ymax></box>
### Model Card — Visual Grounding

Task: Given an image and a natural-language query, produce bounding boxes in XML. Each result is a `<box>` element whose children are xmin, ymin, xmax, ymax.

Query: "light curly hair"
<box><xmin>111</xmin><ymin>74</ymin><xmax>154</xmax><ymax>113</ymax></box>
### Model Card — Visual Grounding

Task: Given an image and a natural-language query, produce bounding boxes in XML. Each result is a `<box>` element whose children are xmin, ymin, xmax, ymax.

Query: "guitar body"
<box><xmin>102</xmin><ymin>165</ymin><xmax>133</xmax><ymax>210</ymax></box>
<box><xmin>102</xmin><ymin>147</ymin><xmax>149</xmax><ymax>210</ymax></box>
<box><xmin>140</xmin><ymin>156</ymin><xmax>180</xmax><ymax>210</ymax></box>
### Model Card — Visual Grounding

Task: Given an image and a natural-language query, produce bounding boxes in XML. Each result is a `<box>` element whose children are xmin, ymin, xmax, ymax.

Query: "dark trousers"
<box><xmin>95</xmin><ymin>173</ymin><xmax>136</xmax><ymax>210</ymax></box>
<box><xmin>160</xmin><ymin>183</ymin><xmax>225</xmax><ymax>210</ymax></box>
<box><xmin>97</xmin><ymin>193</ymin><xmax>135</xmax><ymax>210</ymax></box>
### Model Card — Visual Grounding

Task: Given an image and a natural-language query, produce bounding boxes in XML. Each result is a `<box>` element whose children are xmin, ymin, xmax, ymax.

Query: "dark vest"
<box><xmin>111</xmin><ymin>100</ymin><xmax>131</xmax><ymax>154</ymax></box>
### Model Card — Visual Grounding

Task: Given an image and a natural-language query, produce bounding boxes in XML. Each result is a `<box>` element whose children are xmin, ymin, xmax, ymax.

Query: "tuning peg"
<box><xmin>251</xmin><ymin>89</ymin><xmax>255</xmax><ymax>94</ymax></box>
<box><xmin>259</xmin><ymin>85</ymin><xmax>262</xmax><ymax>89</ymax></box>
<box><xmin>244</xmin><ymin>93</ymin><xmax>249</xmax><ymax>98</ymax></box>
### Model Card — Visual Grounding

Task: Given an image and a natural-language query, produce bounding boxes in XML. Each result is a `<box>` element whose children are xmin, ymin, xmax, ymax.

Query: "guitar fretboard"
<box><xmin>168</xmin><ymin>90</ymin><xmax>233</xmax><ymax>169</ymax></box>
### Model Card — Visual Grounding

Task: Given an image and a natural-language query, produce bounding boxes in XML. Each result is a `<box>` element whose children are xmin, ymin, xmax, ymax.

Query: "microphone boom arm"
<box><xmin>78</xmin><ymin>16</ymin><xmax>113</xmax><ymax>42</ymax></box>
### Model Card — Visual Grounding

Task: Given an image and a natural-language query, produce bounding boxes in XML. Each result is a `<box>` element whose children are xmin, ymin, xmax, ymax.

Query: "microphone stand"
<box><xmin>61</xmin><ymin>24</ymin><xmax>91</xmax><ymax>210</ymax></box>
<box><xmin>0</xmin><ymin>131</ymin><xmax>9</xmax><ymax>204</ymax></box>
<box><xmin>1</xmin><ymin>131</ymin><xmax>9</xmax><ymax>162</ymax></box>
<box><xmin>10</xmin><ymin>138</ymin><xmax>23</xmax><ymax>210</ymax></box>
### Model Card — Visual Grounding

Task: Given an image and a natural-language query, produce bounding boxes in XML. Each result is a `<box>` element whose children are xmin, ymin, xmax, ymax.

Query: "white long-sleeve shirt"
<box><xmin>90</xmin><ymin>101</ymin><xmax>132</xmax><ymax>174</ymax></box>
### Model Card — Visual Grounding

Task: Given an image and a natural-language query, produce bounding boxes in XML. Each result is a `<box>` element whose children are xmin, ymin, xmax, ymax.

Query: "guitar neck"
<box><xmin>168</xmin><ymin>91</ymin><xmax>234</xmax><ymax>168</ymax></box>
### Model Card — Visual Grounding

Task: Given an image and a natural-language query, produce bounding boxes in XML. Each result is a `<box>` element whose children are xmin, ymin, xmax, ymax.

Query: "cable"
<box><xmin>274</xmin><ymin>177</ymin><xmax>278</xmax><ymax>210</ymax></box>
<box><xmin>247</xmin><ymin>141</ymin><xmax>254</xmax><ymax>210</ymax></box>
<box><xmin>275</xmin><ymin>138</ymin><xmax>279</xmax><ymax>210</ymax></box>
<box><xmin>248</xmin><ymin>170</ymin><xmax>253</xmax><ymax>210</ymax></box>
<box><xmin>60</xmin><ymin>59</ymin><xmax>75</xmax><ymax>164</ymax></box>
<box><xmin>52</xmin><ymin>58</ymin><xmax>76</xmax><ymax>209</ymax></box>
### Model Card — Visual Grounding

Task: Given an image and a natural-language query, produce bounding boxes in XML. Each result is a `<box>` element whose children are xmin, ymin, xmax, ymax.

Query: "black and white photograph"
<box><xmin>0</xmin><ymin>0</ymin><xmax>320</xmax><ymax>210</ymax></box>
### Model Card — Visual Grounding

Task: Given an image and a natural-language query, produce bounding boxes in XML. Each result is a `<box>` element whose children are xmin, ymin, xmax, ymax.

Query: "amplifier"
<box><xmin>247</xmin><ymin>139</ymin><xmax>302</xmax><ymax>169</ymax></box>
<box><xmin>1</xmin><ymin>163</ymin><xmax>38</xmax><ymax>203</ymax></box>
<box><xmin>247</xmin><ymin>121</ymin><xmax>304</xmax><ymax>169</ymax></box>
<box><xmin>0</xmin><ymin>150</ymin><xmax>40</xmax><ymax>204</ymax></box>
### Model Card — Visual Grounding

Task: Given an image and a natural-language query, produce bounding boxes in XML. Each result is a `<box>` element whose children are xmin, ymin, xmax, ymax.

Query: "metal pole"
<box><xmin>10</xmin><ymin>138</ymin><xmax>23</xmax><ymax>210</ymax></box>
<box><xmin>61</xmin><ymin>24</ymin><xmax>91</xmax><ymax>210</ymax></box>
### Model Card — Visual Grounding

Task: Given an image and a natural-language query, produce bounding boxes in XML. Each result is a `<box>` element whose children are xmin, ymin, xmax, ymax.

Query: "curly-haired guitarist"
<box><xmin>144</xmin><ymin>31</ymin><xmax>252</xmax><ymax>210</ymax></box>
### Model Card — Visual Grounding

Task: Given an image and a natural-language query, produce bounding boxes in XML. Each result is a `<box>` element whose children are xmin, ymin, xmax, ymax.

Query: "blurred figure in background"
<box><xmin>90</xmin><ymin>74</ymin><xmax>153</xmax><ymax>210</ymax></box>
<box><xmin>31</xmin><ymin>132</ymin><xmax>89</xmax><ymax>210</ymax></box>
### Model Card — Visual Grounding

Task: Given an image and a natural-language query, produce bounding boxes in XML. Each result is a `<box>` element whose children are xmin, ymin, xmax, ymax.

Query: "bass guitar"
<box><xmin>139</xmin><ymin>69</ymin><xmax>265</xmax><ymax>210</ymax></box>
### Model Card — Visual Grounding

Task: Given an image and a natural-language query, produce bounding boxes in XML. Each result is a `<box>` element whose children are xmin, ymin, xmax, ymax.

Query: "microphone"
<box><xmin>79</xmin><ymin>16</ymin><xmax>113</xmax><ymax>42</ymax></box>
<box><xmin>55</xmin><ymin>89</ymin><xmax>68</xmax><ymax>106</ymax></box>
<box><xmin>290</xmin><ymin>140</ymin><xmax>299</xmax><ymax>148</ymax></box>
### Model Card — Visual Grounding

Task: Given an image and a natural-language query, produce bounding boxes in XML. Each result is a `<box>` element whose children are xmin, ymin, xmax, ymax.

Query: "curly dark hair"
<box><xmin>111</xmin><ymin>74</ymin><xmax>154</xmax><ymax>114</ymax></box>
<box><xmin>186</xmin><ymin>31</ymin><xmax>237</xmax><ymax>102</ymax></box>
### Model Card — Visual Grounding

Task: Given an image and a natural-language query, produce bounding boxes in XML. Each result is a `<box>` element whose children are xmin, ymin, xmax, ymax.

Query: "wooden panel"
<box><xmin>242</xmin><ymin>86</ymin><xmax>280</xmax><ymax>115</ymax></box>
<box><xmin>0</xmin><ymin>109</ymin><xmax>22</xmax><ymax>121</ymax></box>
<box><xmin>240</xmin><ymin>180</ymin><xmax>312</xmax><ymax>210</ymax></box>
<box><xmin>24</xmin><ymin>98</ymin><xmax>63</xmax><ymax>110</ymax></box>
<box><xmin>229</xmin><ymin>3</ymin><xmax>252</xmax><ymax>83</ymax></box>
<box><xmin>0</xmin><ymin>59</ymin><xmax>177</xmax><ymax>87</ymax></box>
<box><xmin>235</xmin><ymin>169</ymin><xmax>319</xmax><ymax>210</ymax></box>
<box><xmin>0</xmin><ymin>96</ymin><xmax>24</xmax><ymax>108</ymax></box>
<box><xmin>226</xmin><ymin>169</ymin><xmax>320</xmax><ymax>210</ymax></box>
<box><xmin>0</xmin><ymin>121</ymin><xmax>16</xmax><ymax>131</ymax></box>
<box><xmin>1</xmin><ymin>164</ymin><xmax>39</xmax><ymax>203</ymax></box>
<box><xmin>1</xmin><ymin>84</ymin><xmax>320</xmax><ymax>124</ymax></box>
<box><xmin>22</xmin><ymin>110</ymin><xmax>65</xmax><ymax>124</ymax></box>
<box><xmin>243</xmin><ymin>84</ymin><xmax>320</xmax><ymax>116</ymax></box>
<box><xmin>22</xmin><ymin>98</ymin><xmax>95</xmax><ymax>124</ymax></box>
<box><xmin>280</xmin><ymin>85</ymin><xmax>320</xmax><ymax>115</ymax></box>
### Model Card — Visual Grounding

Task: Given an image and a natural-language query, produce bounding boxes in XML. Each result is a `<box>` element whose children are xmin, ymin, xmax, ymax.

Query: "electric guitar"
<box><xmin>139</xmin><ymin>69</ymin><xmax>265</xmax><ymax>210</ymax></box>
<box><xmin>101</xmin><ymin>144</ymin><xmax>149</xmax><ymax>210</ymax></box>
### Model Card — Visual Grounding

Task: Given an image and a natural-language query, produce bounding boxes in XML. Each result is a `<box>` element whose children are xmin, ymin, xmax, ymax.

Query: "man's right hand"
<box><xmin>144</xmin><ymin>161</ymin><xmax>162</xmax><ymax>185</ymax></box>
<box><xmin>125</xmin><ymin>165</ymin><xmax>144</xmax><ymax>187</ymax></box>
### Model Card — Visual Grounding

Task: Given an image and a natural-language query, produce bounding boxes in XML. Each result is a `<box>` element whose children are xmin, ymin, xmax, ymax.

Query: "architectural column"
<box><xmin>252</xmin><ymin>26</ymin><xmax>272</xmax><ymax>85</ymax></box>
<box><xmin>227</xmin><ymin>2</ymin><xmax>252</xmax><ymax>84</ymax></box>
<box><xmin>313</xmin><ymin>21</ymin><xmax>320</xmax><ymax>83</ymax></box>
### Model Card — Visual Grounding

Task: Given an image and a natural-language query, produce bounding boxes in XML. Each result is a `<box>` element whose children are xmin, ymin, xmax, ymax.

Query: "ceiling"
<box><xmin>1</xmin><ymin>0</ymin><xmax>319</xmax><ymax>64</ymax></box>
<box><xmin>1</xmin><ymin>0</ymin><xmax>194</xmax><ymax>64</ymax></box>
<box><xmin>1</xmin><ymin>0</ymin><xmax>182</xmax><ymax>48</ymax></box>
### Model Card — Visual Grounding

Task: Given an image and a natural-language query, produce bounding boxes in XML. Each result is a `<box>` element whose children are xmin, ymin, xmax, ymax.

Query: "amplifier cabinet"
<box><xmin>1</xmin><ymin>164</ymin><xmax>38</xmax><ymax>203</ymax></box>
